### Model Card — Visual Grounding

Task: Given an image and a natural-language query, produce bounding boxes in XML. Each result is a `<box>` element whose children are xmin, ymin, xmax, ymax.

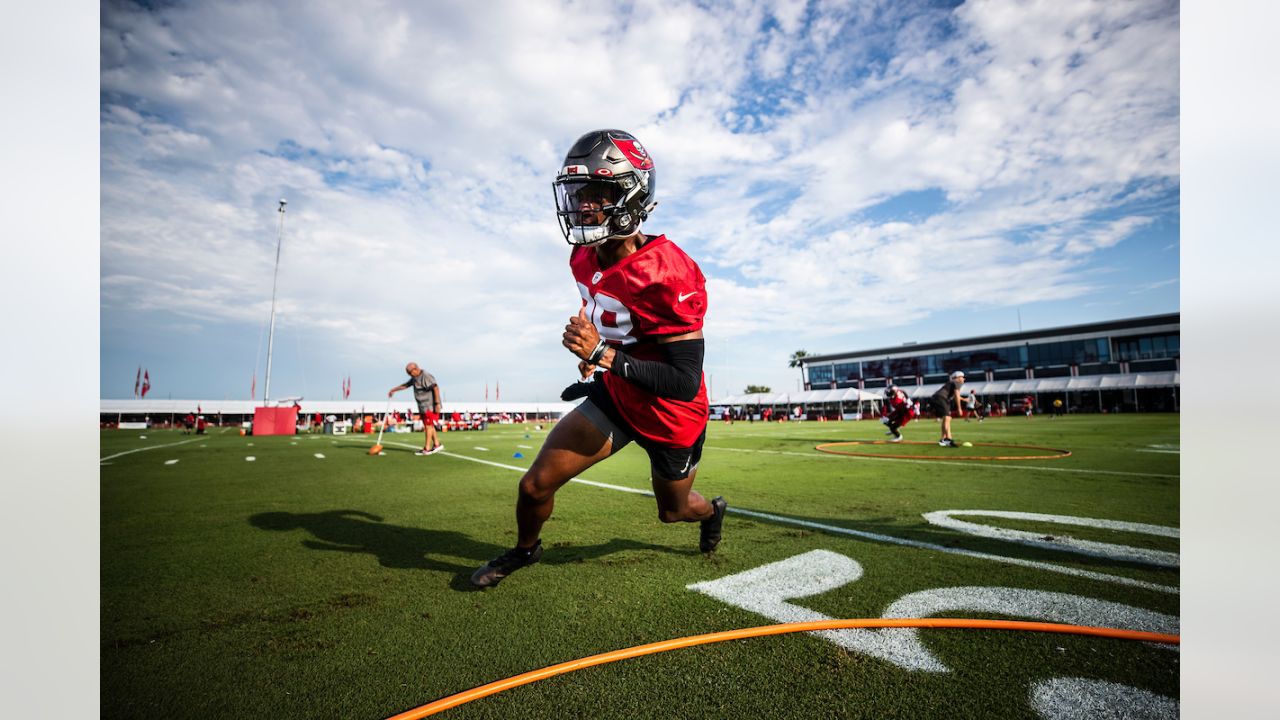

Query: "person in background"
<box><xmin>881</xmin><ymin>385</ymin><xmax>916</xmax><ymax>442</ymax></box>
<box><xmin>964</xmin><ymin>392</ymin><xmax>984</xmax><ymax>422</ymax></box>
<box><xmin>930</xmin><ymin>371</ymin><xmax>966</xmax><ymax>447</ymax></box>
<box><xmin>389</xmin><ymin>363</ymin><xmax>444</xmax><ymax>455</ymax></box>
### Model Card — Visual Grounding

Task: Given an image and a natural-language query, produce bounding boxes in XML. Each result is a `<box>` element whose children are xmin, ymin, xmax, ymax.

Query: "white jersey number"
<box><xmin>577</xmin><ymin>282</ymin><xmax>636</xmax><ymax>345</ymax></box>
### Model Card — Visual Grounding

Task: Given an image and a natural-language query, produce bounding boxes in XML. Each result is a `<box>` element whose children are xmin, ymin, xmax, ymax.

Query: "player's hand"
<box><xmin>563</xmin><ymin>308</ymin><xmax>601</xmax><ymax>360</ymax></box>
<box><xmin>387</xmin><ymin>390</ymin><xmax>394</xmax><ymax>398</ymax></box>
<box><xmin>577</xmin><ymin>360</ymin><xmax>597</xmax><ymax>379</ymax></box>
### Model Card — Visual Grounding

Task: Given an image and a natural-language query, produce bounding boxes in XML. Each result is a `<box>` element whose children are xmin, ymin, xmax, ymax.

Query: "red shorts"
<box><xmin>419</xmin><ymin>410</ymin><xmax>440</xmax><ymax>424</ymax></box>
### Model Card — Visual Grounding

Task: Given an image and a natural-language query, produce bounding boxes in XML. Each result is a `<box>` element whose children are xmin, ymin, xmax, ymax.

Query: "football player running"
<box><xmin>881</xmin><ymin>385</ymin><xmax>916</xmax><ymax>442</ymax></box>
<box><xmin>471</xmin><ymin>130</ymin><xmax>725</xmax><ymax>589</ymax></box>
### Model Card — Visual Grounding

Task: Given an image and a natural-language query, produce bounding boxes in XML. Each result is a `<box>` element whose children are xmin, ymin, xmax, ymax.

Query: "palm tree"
<box><xmin>789</xmin><ymin>350</ymin><xmax>811</xmax><ymax>388</ymax></box>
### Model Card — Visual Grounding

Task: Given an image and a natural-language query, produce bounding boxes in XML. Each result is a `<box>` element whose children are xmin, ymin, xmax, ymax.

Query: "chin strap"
<box><xmin>568</xmin><ymin>221</ymin><xmax>644</xmax><ymax>247</ymax></box>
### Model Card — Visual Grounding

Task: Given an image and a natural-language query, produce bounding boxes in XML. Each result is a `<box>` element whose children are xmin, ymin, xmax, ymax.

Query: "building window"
<box><xmin>834</xmin><ymin>362</ymin><xmax>860</xmax><ymax>382</ymax></box>
<box><xmin>808</xmin><ymin>365</ymin><xmax>833</xmax><ymax>385</ymax></box>
<box><xmin>1078</xmin><ymin>362</ymin><xmax>1121</xmax><ymax>376</ymax></box>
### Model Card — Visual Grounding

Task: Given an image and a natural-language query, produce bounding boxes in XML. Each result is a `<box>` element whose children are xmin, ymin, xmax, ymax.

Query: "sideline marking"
<box><xmin>100</xmin><ymin>438</ymin><xmax>199</xmax><ymax>462</ymax></box>
<box><xmin>381</xmin><ymin>442</ymin><xmax>1175</xmax><ymax>593</ymax></box>
<box><xmin>473</xmin><ymin>447</ymin><xmax>490</xmax><ymax>452</ymax></box>
<box><xmin>164</xmin><ymin>459</ymin><xmax>179</xmax><ymax>465</ymax></box>
<box><xmin>705</xmin><ymin>445</ymin><xmax>1178</xmax><ymax>478</ymax></box>
<box><xmin>382</xmin><ymin>442</ymin><xmax>651</xmax><ymax>496</ymax></box>
<box><xmin>816</xmin><ymin>440</ymin><xmax>1071</xmax><ymax>461</ymax></box>
<box><xmin>1138</xmin><ymin>449</ymin><xmax>1179</xmax><ymax>454</ymax></box>
<box><xmin>314</xmin><ymin>453</ymin><xmax>326</xmax><ymax>459</ymax></box>
<box><xmin>516</xmin><ymin>444</ymin><xmax>533</xmax><ymax>449</ymax></box>
<box><xmin>246</xmin><ymin>456</ymin><xmax>256</xmax><ymax>462</ymax></box>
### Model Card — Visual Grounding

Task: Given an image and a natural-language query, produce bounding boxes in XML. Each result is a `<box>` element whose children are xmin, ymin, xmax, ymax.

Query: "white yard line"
<box><xmin>382</xmin><ymin>441</ymin><xmax>1176</xmax><ymax>594</ymax></box>
<box><xmin>1137</xmin><ymin>449</ymin><xmax>1180</xmax><ymax>454</ymax></box>
<box><xmin>704</xmin><ymin>445</ymin><xmax>1179</xmax><ymax>479</ymax></box>
<box><xmin>473</xmin><ymin>447</ymin><xmax>490</xmax><ymax>451</ymax></box>
<box><xmin>100</xmin><ymin>438</ymin><xmax>200</xmax><ymax>462</ymax></box>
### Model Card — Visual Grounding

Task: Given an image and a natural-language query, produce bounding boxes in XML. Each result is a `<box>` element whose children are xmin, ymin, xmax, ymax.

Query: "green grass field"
<box><xmin>101</xmin><ymin>413</ymin><xmax>1179</xmax><ymax>719</ymax></box>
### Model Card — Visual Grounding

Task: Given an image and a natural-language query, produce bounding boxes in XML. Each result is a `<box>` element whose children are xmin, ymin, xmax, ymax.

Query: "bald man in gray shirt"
<box><xmin>389</xmin><ymin>362</ymin><xmax>443</xmax><ymax>455</ymax></box>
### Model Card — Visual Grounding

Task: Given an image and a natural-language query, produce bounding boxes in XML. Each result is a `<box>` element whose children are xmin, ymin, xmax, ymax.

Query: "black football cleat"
<box><xmin>470</xmin><ymin>541</ymin><xmax>543</xmax><ymax>588</ymax></box>
<box><xmin>699</xmin><ymin>496</ymin><xmax>727</xmax><ymax>553</ymax></box>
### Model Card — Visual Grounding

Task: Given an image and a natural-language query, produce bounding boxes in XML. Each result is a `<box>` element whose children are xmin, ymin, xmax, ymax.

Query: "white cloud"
<box><xmin>100</xmin><ymin>0</ymin><xmax>1178</xmax><ymax>399</ymax></box>
<box><xmin>1131</xmin><ymin>278</ymin><xmax>1179</xmax><ymax>294</ymax></box>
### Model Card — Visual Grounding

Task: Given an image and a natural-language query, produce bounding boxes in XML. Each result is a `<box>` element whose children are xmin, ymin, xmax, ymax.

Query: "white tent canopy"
<box><xmin>100</xmin><ymin>399</ymin><xmax>577</xmax><ymax>416</ymax></box>
<box><xmin>902</xmin><ymin>371</ymin><xmax>1179</xmax><ymax>399</ymax></box>
<box><xmin>712</xmin><ymin>387</ymin><xmax>883</xmax><ymax>406</ymax></box>
<box><xmin>712</xmin><ymin>371</ymin><xmax>1178</xmax><ymax>406</ymax></box>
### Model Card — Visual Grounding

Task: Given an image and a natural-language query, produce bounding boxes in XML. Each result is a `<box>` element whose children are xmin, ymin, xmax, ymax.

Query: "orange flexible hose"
<box><xmin>386</xmin><ymin>617</ymin><xmax>1178</xmax><ymax>719</ymax></box>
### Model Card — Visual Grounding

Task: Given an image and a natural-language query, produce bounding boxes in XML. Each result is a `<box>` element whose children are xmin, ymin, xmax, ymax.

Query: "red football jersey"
<box><xmin>570</xmin><ymin>235</ymin><xmax>709</xmax><ymax>448</ymax></box>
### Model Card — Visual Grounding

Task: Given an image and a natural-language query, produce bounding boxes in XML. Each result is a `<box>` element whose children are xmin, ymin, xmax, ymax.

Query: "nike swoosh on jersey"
<box><xmin>678</xmin><ymin>291</ymin><xmax>698</xmax><ymax>302</ymax></box>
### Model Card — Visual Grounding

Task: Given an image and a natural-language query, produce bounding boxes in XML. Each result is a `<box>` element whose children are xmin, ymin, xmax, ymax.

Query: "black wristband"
<box><xmin>586</xmin><ymin>338</ymin><xmax>608</xmax><ymax>364</ymax></box>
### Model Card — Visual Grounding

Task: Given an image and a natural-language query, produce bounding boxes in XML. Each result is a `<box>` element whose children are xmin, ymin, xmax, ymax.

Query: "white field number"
<box><xmin>921</xmin><ymin>510</ymin><xmax>1179</xmax><ymax>568</ymax></box>
<box><xmin>688</xmin><ymin>549</ymin><xmax>1177</xmax><ymax>718</ymax></box>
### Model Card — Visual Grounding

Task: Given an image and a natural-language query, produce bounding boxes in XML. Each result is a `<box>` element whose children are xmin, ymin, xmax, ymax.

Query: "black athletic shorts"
<box><xmin>579</xmin><ymin>380</ymin><xmax>705</xmax><ymax>481</ymax></box>
<box><xmin>929</xmin><ymin>396</ymin><xmax>952</xmax><ymax>417</ymax></box>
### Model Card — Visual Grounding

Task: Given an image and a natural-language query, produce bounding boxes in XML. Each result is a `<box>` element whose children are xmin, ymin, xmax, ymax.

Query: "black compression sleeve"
<box><xmin>608</xmin><ymin>339</ymin><xmax>704</xmax><ymax>401</ymax></box>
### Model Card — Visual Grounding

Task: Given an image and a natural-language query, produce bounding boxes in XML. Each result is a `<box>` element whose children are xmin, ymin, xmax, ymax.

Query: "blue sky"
<box><xmin>99</xmin><ymin>0</ymin><xmax>1179</xmax><ymax>401</ymax></box>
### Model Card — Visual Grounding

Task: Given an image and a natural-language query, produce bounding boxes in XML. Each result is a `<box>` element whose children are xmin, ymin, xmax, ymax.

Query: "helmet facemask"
<box><xmin>553</xmin><ymin>129</ymin><xmax>657</xmax><ymax>246</ymax></box>
<box><xmin>555</xmin><ymin>179</ymin><xmax>633</xmax><ymax>245</ymax></box>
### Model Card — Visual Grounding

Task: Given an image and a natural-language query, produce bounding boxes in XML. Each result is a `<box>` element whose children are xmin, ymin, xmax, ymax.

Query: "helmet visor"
<box><xmin>555</xmin><ymin>179</ymin><xmax>623</xmax><ymax>229</ymax></box>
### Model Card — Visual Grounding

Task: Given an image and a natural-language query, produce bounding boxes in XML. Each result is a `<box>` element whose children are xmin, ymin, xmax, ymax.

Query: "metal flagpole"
<box><xmin>263</xmin><ymin>199</ymin><xmax>287</xmax><ymax>404</ymax></box>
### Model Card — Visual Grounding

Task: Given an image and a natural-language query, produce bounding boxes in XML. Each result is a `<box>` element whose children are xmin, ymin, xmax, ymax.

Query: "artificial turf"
<box><xmin>101</xmin><ymin>413</ymin><xmax>1179</xmax><ymax>719</ymax></box>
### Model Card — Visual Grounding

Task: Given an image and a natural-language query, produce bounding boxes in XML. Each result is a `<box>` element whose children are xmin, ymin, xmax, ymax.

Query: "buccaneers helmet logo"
<box><xmin>610</xmin><ymin>138</ymin><xmax>654</xmax><ymax>171</ymax></box>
